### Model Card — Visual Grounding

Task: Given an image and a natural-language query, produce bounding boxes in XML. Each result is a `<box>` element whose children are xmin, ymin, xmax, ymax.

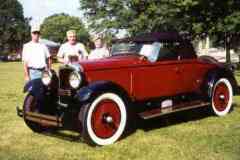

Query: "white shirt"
<box><xmin>22</xmin><ymin>41</ymin><xmax>50</xmax><ymax>68</ymax></box>
<box><xmin>88</xmin><ymin>47</ymin><xmax>110</xmax><ymax>60</ymax></box>
<box><xmin>57</xmin><ymin>42</ymin><xmax>88</xmax><ymax>64</ymax></box>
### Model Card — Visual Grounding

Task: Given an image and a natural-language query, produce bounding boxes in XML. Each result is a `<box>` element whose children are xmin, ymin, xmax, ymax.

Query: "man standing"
<box><xmin>22</xmin><ymin>25</ymin><xmax>51</xmax><ymax>82</ymax></box>
<box><xmin>57</xmin><ymin>30</ymin><xmax>88</xmax><ymax>64</ymax></box>
<box><xmin>88</xmin><ymin>35</ymin><xmax>110</xmax><ymax>60</ymax></box>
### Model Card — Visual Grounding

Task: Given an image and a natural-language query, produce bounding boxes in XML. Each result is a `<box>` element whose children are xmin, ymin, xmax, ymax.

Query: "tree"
<box><xmin>80</xmin><ymin>0</ymin><xmax>188</xmax><ymax>35</ymax></box>
<box><xmin>80</xmin><ymin>0</ymin><xmax>240</xmax><ymax>34</ymax></box>
<box><xmin>41</xmin><ymin>13</ymin><xmax>89</xmax><ymax>44</ymax></box>
<box><xmin>0</xmin><ymin>0</ymin><xmax>30</xmax><ymax>55</ymax></box>
<box><xmin>80</xmin><ymin>0</ymin><xmax>240</xmax><ymax>63</ymax></box>
<box><xmin>179</xmin><ymin>0</ymin><xmax>240</xmax><ymax>63</ymax></box>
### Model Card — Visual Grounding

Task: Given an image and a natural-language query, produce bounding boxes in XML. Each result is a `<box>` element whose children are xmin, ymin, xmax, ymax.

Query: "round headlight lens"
<box><xmin>42</xmin><ymin>71</ymin><xmax>52</xmax><ymax>86</ymax></box>
<box><xmin>69</xmin><ymin>72</ymin><xmax>81</xmax><ymax>89</ymax></box>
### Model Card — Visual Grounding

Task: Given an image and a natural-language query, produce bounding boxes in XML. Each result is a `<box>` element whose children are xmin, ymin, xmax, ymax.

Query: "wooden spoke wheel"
<box><xmin>211</xmin><ymin>78</ymin><xmax>233</xmax><ymax>116</ymax></box>
<box><xmin>79</xmin><ymin>93</ymin><xmax>127</xmax><ymax>146</ymax></box>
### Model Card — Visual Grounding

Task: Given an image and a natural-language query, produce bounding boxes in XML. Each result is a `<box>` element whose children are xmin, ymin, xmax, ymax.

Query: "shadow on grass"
<box><xmin>36</xmin><ymin>103</ymin><xmax>238</xmax><ymax>144</ymax></box>
<box><xmin>136</xmin><ymin>103</ymin><xmax>238</xmax><ymax>132</ymax></box>
<box><xmin>42</xmin><ymin>129</ymin><xmax>84</xmax><ymax>143</ymax></box>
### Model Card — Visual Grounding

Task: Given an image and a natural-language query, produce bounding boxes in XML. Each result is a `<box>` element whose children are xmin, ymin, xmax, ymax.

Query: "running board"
<box><xmin>138</xmin><ymin>101</ymin><xmax>210</xmax><ymax>120</ymax></box>
<box><xmin>25</xmin><ymin>111</ymin><xmax>63</xmax><ymax>127</ymax></box>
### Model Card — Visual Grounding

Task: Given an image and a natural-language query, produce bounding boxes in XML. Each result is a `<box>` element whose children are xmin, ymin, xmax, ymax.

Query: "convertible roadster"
<box><xmin>17</xmin><ymin>32</ymin><xmax>239</xmax><ymax>146</ymax></box>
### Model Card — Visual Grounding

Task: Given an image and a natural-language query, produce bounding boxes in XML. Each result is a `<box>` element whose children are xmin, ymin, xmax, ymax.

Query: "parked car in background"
<box><xmin>8</xmin><ymin>54</ymin><xmax>21</xmax><ymax>61</ymax></box>
<box><xmin>17</xmin><ymin>32</ymin><xmax>239</xmax><ymax>146</ymax></box>
<box><xmin>39</xmin><ymin>38</ymin><xmax>60</xmax><ymax>61</ymax></box>
<box><xmin>198</xmin><ymin>47</ymin><xmax>240</xmax><ymax>63</ymax></box>
<box><xmin>0</xmin><ymin>55</ymin><xmax>9</xmax><ymax>62</ymax></box>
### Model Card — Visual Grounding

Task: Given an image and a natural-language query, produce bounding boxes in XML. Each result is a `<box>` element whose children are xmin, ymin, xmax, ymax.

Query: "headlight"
<box><xmin>69</xmin><ymin>71</ymin><xmax>82</xmax><ymax>89</ymax></box>
<box><xmin>41</xmin><ymin>71</ymin><xmax>52</xmax><ymax>86</ymax></box>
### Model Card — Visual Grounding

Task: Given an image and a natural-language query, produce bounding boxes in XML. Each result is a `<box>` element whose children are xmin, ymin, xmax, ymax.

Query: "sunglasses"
<box><xmin>32</xmin><ymin>31</ymin><xmax>40</xmax><ymax>35</ymax></box>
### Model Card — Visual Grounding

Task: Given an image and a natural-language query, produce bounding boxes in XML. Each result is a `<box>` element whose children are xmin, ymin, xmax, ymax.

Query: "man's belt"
<box><xmin>28</xmin><ymin>67</ymin><xmax>45</xmax><ymax>71</ymax></box>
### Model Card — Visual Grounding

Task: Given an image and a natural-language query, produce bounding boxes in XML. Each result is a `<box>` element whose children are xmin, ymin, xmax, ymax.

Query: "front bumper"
<box><xmin>16</xmin><ymin>106</ymin><xmax>23</xmax><ymax>117</ymax></box>
<box><xmin>16</xmin><ymin>106</ymin><xmax>63</xmax><ymax>127</ymax></box>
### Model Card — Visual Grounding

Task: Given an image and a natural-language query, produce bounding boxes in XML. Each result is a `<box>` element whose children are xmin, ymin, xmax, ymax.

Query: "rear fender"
<box><xmin>203</xmin><ymin>67</ymin><xmax>239</xmax><ymax>99</ymax></box>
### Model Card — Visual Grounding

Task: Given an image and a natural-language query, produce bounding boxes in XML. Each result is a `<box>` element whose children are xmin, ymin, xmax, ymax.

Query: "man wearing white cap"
<box><xmin>22</xmin><ymin>25</ymin><xmax>51</xmax><ymax>82</ymax></box>
<box><xmin>57</xmin><ymin>30</ymin><xmax>88</xmax><ymax>64</ymax></box>
<box><xmin>88</xmin><ymin>35</ymin><xmax>110</xmax><ymax>60</ymax></box>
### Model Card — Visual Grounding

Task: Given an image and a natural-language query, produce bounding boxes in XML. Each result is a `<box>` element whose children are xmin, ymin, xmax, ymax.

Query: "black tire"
<box><xmin>210</xmin><ymin>78</ymin><xmax>233</xmax><ymax>116</ymax></box>
<box><xmin>78</xmin><ymin>92</ymin><xmax>129</xmax><ymax>146</ymax></box>
<box><xmin>23</xmin><ymin>94</ymin><xmax>48</xmax><ymax>132</ymax></box>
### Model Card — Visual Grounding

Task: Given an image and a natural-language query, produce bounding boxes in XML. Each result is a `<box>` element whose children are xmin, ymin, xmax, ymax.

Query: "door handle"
<box><xmin>175</xmin><ymin>67</ymin><xmax>180</xmax><ymax>73</ymax></box>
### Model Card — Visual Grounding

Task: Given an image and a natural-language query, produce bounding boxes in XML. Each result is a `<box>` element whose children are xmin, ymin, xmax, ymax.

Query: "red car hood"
<box><xmin>79</xmin><ymin>55</ymin><xmax>141</xmax><ymax>71</ymax></box>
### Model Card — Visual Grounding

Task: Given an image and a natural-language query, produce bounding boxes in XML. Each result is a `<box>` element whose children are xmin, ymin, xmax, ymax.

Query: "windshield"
<box><xmin>110</xmin><ymin>41</ymin><xmax>177</xmax><ymax>62</ymax></box>
<box><xmin>111</xmin><ymin>42</ymin><xmax>143</xmax><ymax>55</ymax></box>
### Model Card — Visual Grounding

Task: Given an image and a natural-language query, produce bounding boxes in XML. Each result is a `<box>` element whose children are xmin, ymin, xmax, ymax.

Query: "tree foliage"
<box><xmin>0</xmin><ymin>0</ymin><xmax>30</xmax><ymax>55</ymax></box>
<box><xmin>80</xmin><ymin>0</ymin><xmax>240</xmax><ymax>35</ymax></box>
<box><xmin>41</xmin><ymin>13</ymin><xmax>89</xmax><ymax>44</ymax></box>
<box><xmin>80</xmin><ymin>0</ymin><xmax>240</xmax><ymax>62</ymax></box>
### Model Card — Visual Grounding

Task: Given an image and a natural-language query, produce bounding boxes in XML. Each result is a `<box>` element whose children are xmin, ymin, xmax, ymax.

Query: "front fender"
<box><xmin>75</xmin><ymin>81</ymin><xmax>130</xmax><ymax>103</ymax></box>
<box><xmin>23</xmin><ymin>79</ymin><xmax>45</xmax><ymax>100</ymax></box>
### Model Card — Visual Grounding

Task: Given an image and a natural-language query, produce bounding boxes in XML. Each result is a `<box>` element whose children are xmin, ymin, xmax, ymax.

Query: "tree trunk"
<box><xmin>225</xmin><ymin>33</ymin><xmax>231</xmax><ymax>64</ymax></box>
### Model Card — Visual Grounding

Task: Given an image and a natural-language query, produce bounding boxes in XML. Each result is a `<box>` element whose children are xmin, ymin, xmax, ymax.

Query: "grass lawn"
<box><xmin>0</xmin><ymin>62</ymin><xmax>240</xmax><ymax>160</ymax></box>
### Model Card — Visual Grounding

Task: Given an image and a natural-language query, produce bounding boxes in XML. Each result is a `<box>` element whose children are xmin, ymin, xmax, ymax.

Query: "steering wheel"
<box><xmin>139</xmin><ymin>55</ymin><xmax>148</xmax><ymax>61</ymax></box>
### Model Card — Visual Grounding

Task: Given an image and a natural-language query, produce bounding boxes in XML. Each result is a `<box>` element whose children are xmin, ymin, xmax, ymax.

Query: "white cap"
<box><xmin>66</xmin><ymin>30</ymin><xmax>76</xmax><ymax>37</ymax></box>
<box><xmin>92</xmin><ymin>34</ymin><xmax>102</xmax><ymax>42</ymax></box>
<box><xmin>31</xmin><ymin>25</ymin><xmax>40</xmax><ymax>33</ymax></box>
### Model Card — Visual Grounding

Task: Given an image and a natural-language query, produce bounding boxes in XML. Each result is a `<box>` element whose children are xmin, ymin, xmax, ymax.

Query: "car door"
<box><xmin>132</xmin><ymin>43</ymin><xmax>183</xmax><ymax>101</ymax></box>
<box><xmin>176</xmin><ymin>42</ymin><xmax>200</xmax><ymax>93</ymax></box>
<box><xmin>133</xmin><ymin>60</ymin><xmax>182</xmax><ymax>101</ymax></box>
<box><xmin>177</xmin><ymin>59</ymin><xmax>198</xmax><ymax>92</ymax></box>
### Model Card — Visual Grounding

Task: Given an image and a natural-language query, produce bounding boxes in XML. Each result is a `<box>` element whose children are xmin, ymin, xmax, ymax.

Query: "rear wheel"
<box><xmin>211</xmin><ymin>78</ymin><xmax>233</xmax><ymax>116</ymax></box>
<box><xmin>79</xmin><ymin>93</ymin><xmax>127</xmax><ymax>146</ymax></box>
<box><xmin>23</xmin><ymin>94</ymin><xmax>48</xmax><ymax>132</ymax></box>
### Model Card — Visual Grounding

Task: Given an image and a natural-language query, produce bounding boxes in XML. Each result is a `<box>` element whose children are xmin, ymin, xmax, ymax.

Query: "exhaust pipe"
<box><xmin>16</xmin><ymin>106</ymin><xmax>63</xmax><ymax>127</ymax></box>
<box><xmin>25</xmin><ymin>112</ymin><xmax>63</xmax><ymax>127</ymax></box>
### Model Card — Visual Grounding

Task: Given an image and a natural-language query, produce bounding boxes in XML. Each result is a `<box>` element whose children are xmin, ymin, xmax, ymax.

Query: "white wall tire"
<box><xmin>80</xmin><ymin>93</ymin><xmax>127</xmax><ymax>146</ymax></box>
<box><xmin>211</xmin><ymin>78</ymin><xmax>233</xmax><ymax>116</ymax></box>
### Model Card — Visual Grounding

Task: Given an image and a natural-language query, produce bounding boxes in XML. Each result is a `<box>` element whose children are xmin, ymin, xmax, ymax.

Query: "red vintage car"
<box><xmin>17</xmin><ymin>32</ymin><xmax>239</xmax><ymax>146</ymax></box>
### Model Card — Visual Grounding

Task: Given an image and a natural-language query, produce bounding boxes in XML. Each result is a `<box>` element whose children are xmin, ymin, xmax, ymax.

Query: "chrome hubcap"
<box><xmin>219</xmin><ymin>94</ymin><xmax>225</xmax><ymax>100</ymax></box>
<box><xmin>104</xmin><ymin>115</ymin><xmax>113</xmax><ymax>124</ymax></box>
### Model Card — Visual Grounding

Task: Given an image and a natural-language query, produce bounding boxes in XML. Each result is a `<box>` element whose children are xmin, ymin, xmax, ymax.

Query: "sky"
<box><xmin>17</xmin><ymin>0</ymin><xmax>84</xmax><ymax>26</ymax></box>
<box><xmin>17</xmin><ymin>0</ymin><xmax>127</xmax><ymax>37</ymax></box>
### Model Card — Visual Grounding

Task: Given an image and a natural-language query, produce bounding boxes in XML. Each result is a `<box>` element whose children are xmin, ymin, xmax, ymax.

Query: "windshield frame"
<box><xmin>110</xmin><ymin>42</ymin><xmax>150</xmax><ymax>56</ymax></box>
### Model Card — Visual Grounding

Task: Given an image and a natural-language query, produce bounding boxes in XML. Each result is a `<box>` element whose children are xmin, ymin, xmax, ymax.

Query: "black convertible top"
<box><xmin>112</xmin><ymin>32</ymin><xmax>188</xmax><ymax>43</ymax></box>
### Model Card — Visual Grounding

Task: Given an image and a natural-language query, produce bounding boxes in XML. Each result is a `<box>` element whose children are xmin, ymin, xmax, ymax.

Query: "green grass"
<box><xmin>0</xmin><ymin>62</ymin><xmax>240</xmax><ymax>160</ymax></box>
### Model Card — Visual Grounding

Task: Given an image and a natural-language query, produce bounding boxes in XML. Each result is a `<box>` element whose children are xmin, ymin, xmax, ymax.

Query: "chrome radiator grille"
<box><xmin>58</xmin><ymin>68</ymin><xmax>74</xmax><ymax>104</ymax></box>
<box><xmin>59</xmin><ymin>68</ymin><xmax>73</xmax><ymax>89</ymax></box>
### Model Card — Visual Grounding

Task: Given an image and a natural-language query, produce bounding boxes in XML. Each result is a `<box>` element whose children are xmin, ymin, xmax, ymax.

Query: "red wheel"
<box><xmin>211</xmin><ymin>78</ymin><xmax>233</xmax><ymax>116</ymax></box>
<box><xmin>79</xmin><ymin>93</ymin><xmax>127</xmax><ymax>146</ymax></box>
<box><xmin>91</xmin><ymin>99</ymin><xmax>121</xmax><ymax>139</ymax></box>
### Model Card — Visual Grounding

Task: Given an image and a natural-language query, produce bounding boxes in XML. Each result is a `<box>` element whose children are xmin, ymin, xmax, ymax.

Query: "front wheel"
<box><xmin>79</xmin><ymin>93</ymin><xmax>128</xmax><ymax>146</ymax></box>
<box><xmin>211</xmin><ymin>78</ymin><xmax>233</xmax><ymax>116</ymax></box>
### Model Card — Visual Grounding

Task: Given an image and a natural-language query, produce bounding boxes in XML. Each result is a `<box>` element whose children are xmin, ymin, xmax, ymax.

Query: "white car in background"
<box><xmin>198</xmin><ymin>48</ymin><xmax>240</xmax><ymax>63</ymax></box>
